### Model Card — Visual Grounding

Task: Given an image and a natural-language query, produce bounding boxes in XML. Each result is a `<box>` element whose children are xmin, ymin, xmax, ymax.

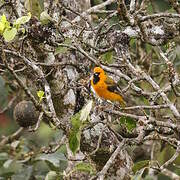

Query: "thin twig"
<box><xmin>0</xmin><ymin>128</ymin><xmax>24</xmax><ymax>148</ymax></box>
<box><xmin>140</xmin><ymin>13</ymin><xmax>180</xmax><ymax>22</ymax></box>
<box><xmin>0</xmin><ymin>96</ymin><xmax>16</xmax><ymax>114</ymax></box>
<box><xmin>97</xmin><ymin>140</ymin><xmax>125</xmax><ymax>180</ymax></box>
<box><xmin>28</xmin><ymin>112</ymin><xmax>44</xmax><ymax>132</ymax></box>
<box><xmin>89</xmin><ymin>126</ymin><xmax>105</xmax><ymax>155</ymax></box>
<box><xmin>160</xmin><ymin>146</ymin><xmax>180</xmax><ymax>170</ymax></box>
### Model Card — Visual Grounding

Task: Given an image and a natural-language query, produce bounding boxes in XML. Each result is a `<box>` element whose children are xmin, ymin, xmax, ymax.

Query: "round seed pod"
<box><xmin>13</xmin><ymin>101</ymin><xmax>39</xmax><ymax>128</ymax></box>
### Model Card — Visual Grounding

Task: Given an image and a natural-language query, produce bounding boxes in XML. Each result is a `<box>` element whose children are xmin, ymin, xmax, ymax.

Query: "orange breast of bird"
<box><xmin>91</xmin><ymin>67</ymin><xmax>125</xmax><ymax>106</ymax></box>
<box><xmin>91</xmin><ymin>78</ymin><xmax>118</xmax><ymax>101</ymax></box>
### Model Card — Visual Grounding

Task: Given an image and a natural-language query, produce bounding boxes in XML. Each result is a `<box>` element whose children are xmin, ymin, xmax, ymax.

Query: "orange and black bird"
<box><xmin>91</xmin><ymin>67</ymin><xmax>126</xmax><ymax>106</ymax></box>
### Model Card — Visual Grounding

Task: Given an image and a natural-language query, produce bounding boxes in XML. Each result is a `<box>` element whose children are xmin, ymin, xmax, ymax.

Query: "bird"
<box><xmin>90</xmin><ymin>67</ymin><xmax>126</xmax><ymax>106</ymax></box>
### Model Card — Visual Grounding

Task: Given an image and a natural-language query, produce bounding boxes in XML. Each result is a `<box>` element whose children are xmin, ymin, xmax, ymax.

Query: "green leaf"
<box><xmin>69</xmin><ymin>129</ymin><xmax>81</xmax><ymax>155</ymax></box>
<box><xmin>0</xmin><ymin>14</ymin><xmax>10</xmax><ymax>33</ymax></box>
<box><xmin>21</xmin><ymin>28</ymin><xmax>26</xmax><ymax>34</ymax></box>
<box><xmin>55</xmin><ymin>46</ymin><xmax>68</xmax><ymax>55</ymax></box>
<box><xmin>0</xmin><ymin>76</ymin><xmax>9</xmax><ymax>109</ymax></box>
<box><xmin>14</xmin><ymin>12</ymin><xmax>31</xmax><ymax>26</ymax></box>
<box><xmin>1</xmin><ymin>14</ymin><xmax>7</xmax><ymax>24</ymax></box>
<box><xmin>1</xmin><ymin>14</ymin><xmax>8</xmax><ymax>27</ymax></box>
<box><xmin>37</xmin><ymin>90</ymin><xmax>45</xmax><ymax>102</ymax></box>
<box><xmin>25</xmin><ymin>0</ymin><xmax>44</xmax><ymax>18</ymax></box>
<box><xmin>100</xmin><ymin>51</ymin><xmax>114</xmax><ymax>64</ymax></box>
<box><xmin>69</xmin><ymin>112</ymin><xmax>82</xmax><ymax>154</ymax></box>
<box><xmin>74</xmin><ymin>162</ymin><xmax>95</xmax><ymax>175</ymax></box>
<box><xmin>45</xmin><ymin>171</ymin><xmax>58</xmax><ymax>180</ymax></box>
<box><xmin>119</xmin><ymin>116</ymin><xmax>136</xmax><ymax>132</ymax></box>
<box><xmin>129</xmin><ymin>38</ymin><xmax>136</xmax><ymax>48</ymax></box>
<box><xmin>0</xmin><ymin>153</ymin><xmax>8</xmax><ymax>161</ymax></box>
<box><xmin>64</xmin><ymin>38</ymin><xmax>72</xmax><ymax>45</ymax></box>
<box><xmin>40</xmin><ymin>11</ymin><xmax>53</xmax><ymax>25</ymax></box>
<box><xmin>0</xmin><ymin>172</ymin><xmax>15</xmax><ymax>179</ymax></box>
<box><xmin>0</xmin><ymin>22</ymin><xmax>5</xmax><ymax>33</ymax></box>
<box><xmin>0</xmin><ymin>160</ymin><xmax>23</xmax><ymax>177</ymax></box>
<box><xmin>69</xmin><ymin>109</ymin><xmax>88</xmax><ymax>155</ymax></box>
<box><xmin>144</xmin><ymin>175</ymin><xmax>156</xmax><ymax>180</ymax></box>
<box><xmin>55</xmin><ymin>38</ymin><xmax>72</xmax><ymax>55</ymax></box>
<box><xmin>157</xmin><ymin>144</ymin><xmax>180</xmax><ymax>165</ymax></box>
<box><xmin>132</xmin><ymin>160</ymin><xmax>150</xmax><ymax>174</ymax></box>
<box><xmin>149</xmin><ymin>0</ymin><xmax>171</xmax><ymax>12</ymax></box>
<box><xmin>11</xmin><ymin>166</ymin><xmax>33</xmax><ymax>180</ymax></box>
<box><xmin>36</xmin><ymin>152</ymin><xmax>66</xmax><ymax>170</ymax></box>
<box><xmin>80</xmin><ymin>100</ymin><xmax>93</xmax><ymax>122</ymax></box>
<box><xmin>71</xmin><ymin>112</ymin><xmax>82</xmax><ymax>130</ymax></box>
<box><xmin>3</xmin><ymin>27</ymin><xmax>17</xmax><ymax>42</ymax></box>
<box><xmin>3</xmin><ymin>159</ymin><xmax>13</xmax><ymax>168</ymax></box>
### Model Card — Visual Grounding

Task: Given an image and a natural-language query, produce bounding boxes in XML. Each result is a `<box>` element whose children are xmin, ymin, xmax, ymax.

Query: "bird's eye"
<box><xmin>94</xmin><ymin>72</ymin><xmax>100</xmax><ymax>77</ymax></box>
<box><xmin>93</xmin><ymin>72</ymin><xmax>100</xmax><ymax>84</ymax></box>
